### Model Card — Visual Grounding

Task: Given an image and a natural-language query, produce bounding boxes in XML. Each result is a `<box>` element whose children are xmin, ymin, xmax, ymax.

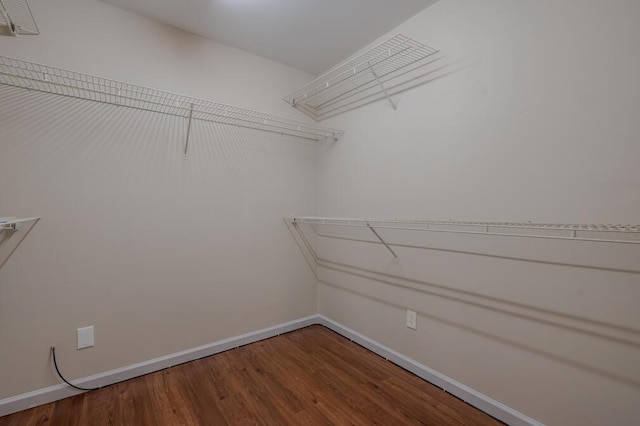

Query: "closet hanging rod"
<box><xmin>0</xmin><ymin>56</ymin><xmax>344</xmax><ymax>141</ymax></box>
<box><xmin>289</xmin><ymin>217</ymin><xmax>640</xmax><ymax>244</ymax></box>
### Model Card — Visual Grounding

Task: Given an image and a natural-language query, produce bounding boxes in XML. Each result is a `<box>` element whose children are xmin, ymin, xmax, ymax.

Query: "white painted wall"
<box><xmin>0</xmin><ymin>0</ymin><xmax>317</xmax><ymax>400</ymax></box>
<box><xmin>319</xmin><ymin>0</ymin><xmax>640</xmax><ymax>223</ymax></box>
<box><xmin>316</xmin><ymin>0</ymin><xmax>640</xmax><ymax>425</ymax></box>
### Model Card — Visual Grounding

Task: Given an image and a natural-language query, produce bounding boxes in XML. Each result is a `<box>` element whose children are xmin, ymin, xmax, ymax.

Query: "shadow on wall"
<box><xmin>0</xmin><ymin>83</ymin><xmax>315</xmax><ymax>271</ymax></box>
<box><xmin>287</xmin><ymin>221</ymin><xmax>640</xmax><ymax>390</ymax></box>
<box><xmin>0</xmin><ymin>220</ymin><xmax>40</xmax><ymax>270</ymax></box>
<box><xmin>320</xmin><ymin>278</ymin><xmax>640</xmax><ymax>389</ymax></box>
<box><xmin>0</xmin><ymin>83</ymin><xmax>316</xmax><ymax>205</ymax></box>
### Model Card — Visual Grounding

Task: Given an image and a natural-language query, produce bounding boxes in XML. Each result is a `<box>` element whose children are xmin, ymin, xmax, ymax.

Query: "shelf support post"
<box><xmin>367</xmin><ymin>223</ymin><xmax>399</xmax><ymax>262</ymax></box>
<box><xmin>0</xmin><ymin>0</ymin><xmax>17</xmax><ymax>36</ymax></box>
<box><xmin>184</xmin><ymin>103</ymin><xmax>194</xmax><ymax>159</ymax></box>
<box><xmin>369</xmin><ymin>67</ymin><xmax>397</xmax><ymax>111</ymax></box>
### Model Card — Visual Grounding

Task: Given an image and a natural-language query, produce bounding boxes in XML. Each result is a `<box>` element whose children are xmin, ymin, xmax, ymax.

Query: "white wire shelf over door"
<box><xmin>0</xmin><ymin>56</ymin><xmax>344</xmax><ymax>141</ymax></box>
<box><xmin>284</xmin><ymin>34</ymin><xmax>439</xmax><ymax>121</ymax></box>
<box><xmin>289</xmin><ymin>217</ymin><xmax>640</xmax><ymax>244</ymax></box>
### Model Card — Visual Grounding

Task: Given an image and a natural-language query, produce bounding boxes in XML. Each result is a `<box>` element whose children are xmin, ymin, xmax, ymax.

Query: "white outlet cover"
<box><xmin>406</xmin><ymin>310</ymin><xmax>417</xmax><ymax>330</ymax></box>
<box><xmin>77</xmin><ymin>326</ymin><xmax>94</xmax><ymax>349</ymax></box>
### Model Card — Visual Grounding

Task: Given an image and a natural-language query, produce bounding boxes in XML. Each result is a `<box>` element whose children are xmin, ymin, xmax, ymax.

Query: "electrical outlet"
<box><xmin>77</xmin><ymin>326</ymin><xmax>94</xmax><ymax>349</ymax></box>
<box><xmin>406</xmin><ymin>310</ymin><xmax>417</xmax><ymax>330</ymax></box>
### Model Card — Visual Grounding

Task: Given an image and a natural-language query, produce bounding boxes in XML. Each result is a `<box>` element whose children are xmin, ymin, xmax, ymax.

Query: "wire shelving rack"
<box><xmin>0</xmin><ymin>56</ymin><xmax>344</xmax><ymax>145</ymax></box>
<box><xmin>290</xmin><ymin>217</ymin><xmax>640</xmax><ymax>245</ymax></box>
<box><xmin>0</xmin><ymin>217</ymin><xmax>39</xmax><ymax>231</ymax></box>
<box><xmin>284</xmin><ymin>34</ymin><xmax>439</xmax><ymax>121</ymax></box>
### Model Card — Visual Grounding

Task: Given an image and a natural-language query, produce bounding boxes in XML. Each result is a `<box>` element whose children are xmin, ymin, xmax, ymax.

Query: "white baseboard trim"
<box><xmin>316</xmin><ymin>315</ymin><xmax>543</xmax><ymax>426</ymax></box>
<box><xmin>1</xmin><ymin>314</ymin><xmax>541</xmax><ymax>425</ymax></box>
<box><xmin>0</xmin><ymin>315</ymin><xmax>318</xmax><ymax>417</ymax></box>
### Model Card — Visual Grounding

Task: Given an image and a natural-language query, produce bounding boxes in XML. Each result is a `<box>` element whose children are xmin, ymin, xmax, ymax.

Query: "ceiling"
<box><xmin>101</xmin><ymin>0</ymin><xmax>438</xmax><ymax>75</ymax></box>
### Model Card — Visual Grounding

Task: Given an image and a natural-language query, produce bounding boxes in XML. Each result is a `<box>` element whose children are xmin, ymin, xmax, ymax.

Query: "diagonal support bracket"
<box><xmin>184</xmin><ymin>103</ymin><xmax>194</xmax><ymax>159</ymax></box>
<box><xmin>0</xmin><ymin>0</ymin><xmax>17</xmax><ymax>36</ymax></box>
<box><xmin>369</xmin><ymin>67</ymin><xmax>397</xmax><ymax>111</ymax></box>
<box><xmin>367</xmin><ymin>223</ymin><xmax>399</xmax><ymax>262</ymax></box>
<box><xmin>0</xmin><ymin>0</ymin><xmax>39</xmax><ymax>36</ymax></box>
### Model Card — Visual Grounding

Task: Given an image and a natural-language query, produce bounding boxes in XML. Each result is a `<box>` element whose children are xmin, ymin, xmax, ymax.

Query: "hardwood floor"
<box><xmin>0</xmin><ymin>325</ymin><xmax>503</xmax><ymax>425</ymax></box>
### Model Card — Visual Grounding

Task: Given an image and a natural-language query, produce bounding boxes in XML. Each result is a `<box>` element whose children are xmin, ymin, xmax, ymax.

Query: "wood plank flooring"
<box><xmin>0</xmin><ymin>325</ymin><xmax>503</xmax><ymax>425</ymax></box>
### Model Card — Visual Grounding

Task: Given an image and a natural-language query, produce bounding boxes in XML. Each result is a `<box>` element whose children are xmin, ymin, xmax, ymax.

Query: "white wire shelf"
<box><xmin>0</xmin><ymin>56</ymin><xmax>344</xmax><ymax>142</ymax></box>
<box><xmin>0</xmin><ymin>216</ymin><xmax>39</xmax><ymax>230</ymax></box>
<box><xmin>289</xmin><ymin>217</ymin><xmax>640</xmax><ymax>244</ymax></box>
<box><xmin>284</xmin><ymin>34</ymin><xmax>439</xmax><ymax>121</ymax></box>
<box><xmin>0</xmin><ymin>0</ymin><xmax>38</xmax><ymax>35</ymax></box>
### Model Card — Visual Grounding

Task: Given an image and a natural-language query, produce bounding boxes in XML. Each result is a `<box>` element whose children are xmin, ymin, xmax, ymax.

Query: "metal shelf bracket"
<box><xmin>370</xmin><ymin>67</ymin><xmax>397</xmax><ymax>111</ymax></box>
<box><xmin>367</xmin><ymin>222</ymin><xmax>399</xmax><ymax>262</ymax></box>
<box><xmin>184</xmin><ymin>103</ymin><xmax>194</xmax><ymax>159</ymax></box>
<box><xmin>0</xmin><ymin>0</ymin><xmax>39</xmax><ymax>36</ymax></box>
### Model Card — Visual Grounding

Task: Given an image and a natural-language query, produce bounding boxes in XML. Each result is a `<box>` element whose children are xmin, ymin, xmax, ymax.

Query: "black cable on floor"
<box><xmin>51</xmin><ymin>347</ymin><xmax>100</xmax><ymax>391</ymax></box>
